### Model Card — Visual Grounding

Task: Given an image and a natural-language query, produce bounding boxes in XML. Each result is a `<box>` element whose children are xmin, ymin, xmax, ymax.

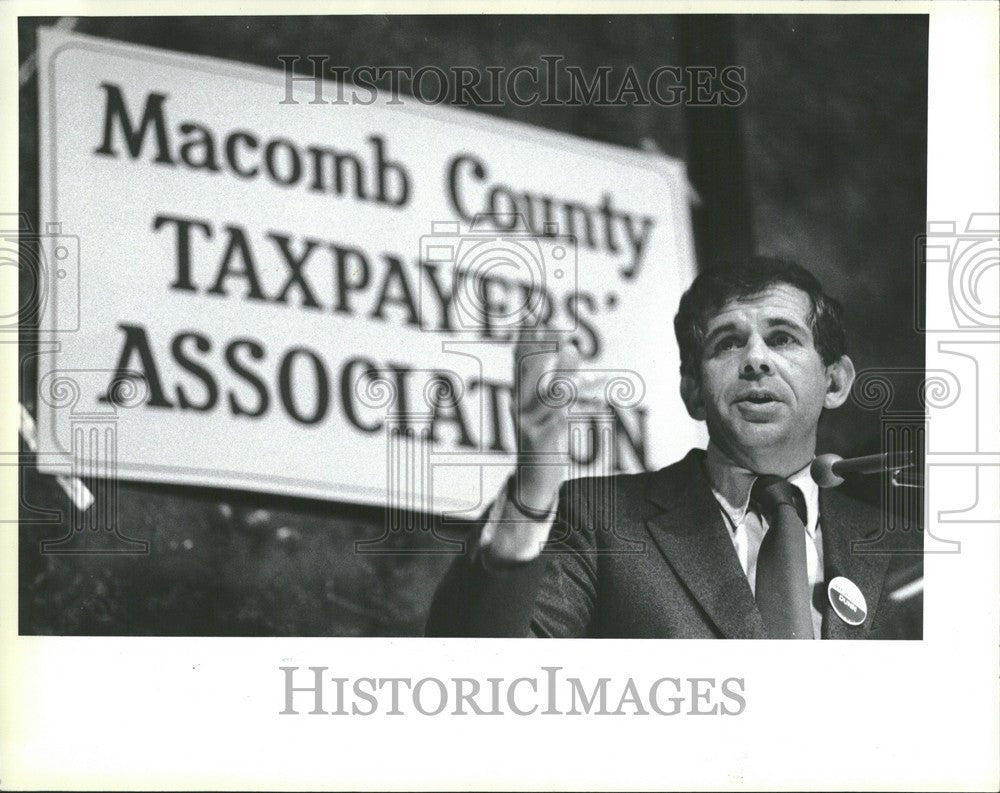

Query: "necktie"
<box><xmin>751</xmin><ymin>475</ymin><xmax>813</xmax><ymax>639</ymax></box>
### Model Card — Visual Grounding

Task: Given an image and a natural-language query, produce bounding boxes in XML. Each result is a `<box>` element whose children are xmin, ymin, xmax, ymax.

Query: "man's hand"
<box><xmin>485</xmin><ymin>318</ymin><xmax>590</xmax><ymax>561</ymax></box>
<box><xmin>511</xmin><ymin>321</ymin><xmax>580</xmax><ymax>510</ymax></box>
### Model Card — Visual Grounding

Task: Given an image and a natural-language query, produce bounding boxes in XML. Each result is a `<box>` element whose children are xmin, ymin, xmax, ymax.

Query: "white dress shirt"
<box><xmin>703</xmin><ymin>444</ymin><xmax>824</xmax><ymax>639</ymax></box>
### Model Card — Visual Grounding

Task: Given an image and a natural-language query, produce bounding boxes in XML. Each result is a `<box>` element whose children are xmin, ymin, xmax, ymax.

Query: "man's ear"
<box><xmin>680</xmin><ymin>373</ymin><xmax>707</xmax><ymax>421</ymax></box>
<box><xmin>823</xmin><ymin>354</ymin><xmax>856</xmax><ymax>409</ymax></box>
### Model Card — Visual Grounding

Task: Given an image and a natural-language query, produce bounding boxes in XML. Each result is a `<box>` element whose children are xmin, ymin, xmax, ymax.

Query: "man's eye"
<box><xmin>769</xmin><ymin>332</ymin><xmax>795</xmax><ymax>347</ymax></box>
<box><xmin>714</xmin><ymin>337</ymin><xmax>741</xmax><ymax>353</ymax></box>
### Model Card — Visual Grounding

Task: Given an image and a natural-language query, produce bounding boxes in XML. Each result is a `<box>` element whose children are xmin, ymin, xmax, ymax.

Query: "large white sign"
<box><xmin>35</xmin><ymin>29</ymin><xmax>704</xmax><ymax>514</ymax></box>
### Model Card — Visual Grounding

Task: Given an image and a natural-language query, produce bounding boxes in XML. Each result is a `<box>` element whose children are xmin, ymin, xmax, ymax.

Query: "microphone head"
<box><xmin>811</xmin><ymin>453</ymin><xmax>845</xmax><ymax>488</ymax></box>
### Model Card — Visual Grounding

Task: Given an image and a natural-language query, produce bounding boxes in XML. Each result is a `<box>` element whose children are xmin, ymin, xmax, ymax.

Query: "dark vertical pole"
<box><xmin>678</xmin><ymin>15</ymin><xmax>754</xmax><ymax>268</ymax></box>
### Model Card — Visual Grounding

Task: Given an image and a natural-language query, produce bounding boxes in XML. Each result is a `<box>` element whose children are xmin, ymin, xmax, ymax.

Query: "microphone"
<box><xmin>810</xmin><ymin>451</ymin><xmax>914</xmax><ymax>488</ymax></box>
<box><xmin>886</xmin><ymin>560</ymin><xmax>924</xmax><ymax>604</ymax></box>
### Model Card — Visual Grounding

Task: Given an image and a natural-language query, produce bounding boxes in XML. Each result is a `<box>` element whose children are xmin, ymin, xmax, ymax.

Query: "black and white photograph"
<box><xmin>1</xmin><ymin>2</ymin><xmax>998</xmax><ymax>790</ymax></box>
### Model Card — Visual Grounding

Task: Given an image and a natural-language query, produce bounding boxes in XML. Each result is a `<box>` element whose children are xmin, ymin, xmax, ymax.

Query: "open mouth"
<box><xmin>737</xmin><ymin>392</ymin><xmax>780</xmax><ymax>405</ymax></box>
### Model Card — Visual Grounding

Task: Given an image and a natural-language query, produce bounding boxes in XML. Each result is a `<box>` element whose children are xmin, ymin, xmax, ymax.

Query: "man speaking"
<box><xmin>426</xmin><ymin>258</ymin><xmax>922</xmax><ymax>639</ymax></box>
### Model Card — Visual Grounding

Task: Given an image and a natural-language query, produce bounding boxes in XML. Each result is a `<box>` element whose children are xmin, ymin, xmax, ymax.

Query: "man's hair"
<box><xmin>673</xmin><ymin>256</ymin><xmax>847</xmax><ymax>378</ymax></box>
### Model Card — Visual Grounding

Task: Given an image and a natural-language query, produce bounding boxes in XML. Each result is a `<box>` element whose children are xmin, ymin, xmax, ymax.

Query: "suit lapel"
<box><xmin>644</xmin><ymin>451</ymin><xmax>768</xmax><ymax>639</ymax></box>
<box><xmin>819</xmin><ymin>488</ymin><xmax>891</xmax><ymax>639</ymax></box>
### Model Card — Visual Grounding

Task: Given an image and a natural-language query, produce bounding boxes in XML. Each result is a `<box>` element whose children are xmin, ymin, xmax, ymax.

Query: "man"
<box><xmin>425</xmin><ymin>258</ymin><xmax>922</xmax><ymax>639</ymax></box>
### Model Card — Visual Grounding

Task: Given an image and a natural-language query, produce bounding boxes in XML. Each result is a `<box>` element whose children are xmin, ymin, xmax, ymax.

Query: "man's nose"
<box><xmin>740</xmin><ymin>335</ymin><xmax>772</xmax><ymax>376</ymax></box>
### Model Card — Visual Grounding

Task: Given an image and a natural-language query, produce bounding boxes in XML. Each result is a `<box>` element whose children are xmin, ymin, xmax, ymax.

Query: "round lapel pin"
<box><xmin>828</xmin><ymin>576</ymin><xmax>867</xmax><ymax>626</ymax></box>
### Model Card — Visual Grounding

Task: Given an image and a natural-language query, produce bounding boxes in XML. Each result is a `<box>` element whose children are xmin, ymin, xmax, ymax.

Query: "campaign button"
<box><xmin>828</xmin><ymin>576</ymin><xmax>867</xmax><ymax>626</ymax></box>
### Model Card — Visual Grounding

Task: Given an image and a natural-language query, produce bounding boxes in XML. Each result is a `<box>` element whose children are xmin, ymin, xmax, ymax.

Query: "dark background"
<box><xmin>18</xmin><ymin>14</ymin><xmax>927</xmax><ymax>635</ymax></box>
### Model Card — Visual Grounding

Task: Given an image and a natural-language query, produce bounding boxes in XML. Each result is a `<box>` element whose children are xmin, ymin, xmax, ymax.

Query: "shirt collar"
<box><xmin>704</xmin><ymin>443</ymin><xmax>820</xmax><ymax>538</ymax></box>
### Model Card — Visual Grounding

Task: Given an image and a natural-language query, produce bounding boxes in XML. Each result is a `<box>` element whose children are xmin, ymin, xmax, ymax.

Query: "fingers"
<box><xmin>520</xmin><ymin>389</ymin><xmax>563</xmax><ymax>421</ymax></box>
<box><xmin>516</xmin><ymin>361</ymin><xmax>606</xmax><ymax>417</ymax></box>
<box><xmin>512</xmin><ymin>309</ymin><xmax>606</xmax><ymax>417</ymax></box>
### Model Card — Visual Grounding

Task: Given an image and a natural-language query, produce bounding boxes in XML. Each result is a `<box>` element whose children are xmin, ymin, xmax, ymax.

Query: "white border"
<box><xmin>1</xmin><ymin>3</ymin><xmax>998</xmax><ymax>791</ymax></box>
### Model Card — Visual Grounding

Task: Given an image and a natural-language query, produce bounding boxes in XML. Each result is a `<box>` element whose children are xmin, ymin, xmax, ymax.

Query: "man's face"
<box><xmin>682</xmin><ymin>283</ymin><xmax>840</xmax><ymax>466</ymax></box>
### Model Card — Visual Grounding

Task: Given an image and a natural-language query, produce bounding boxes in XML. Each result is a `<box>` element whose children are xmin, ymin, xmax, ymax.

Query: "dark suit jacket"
<box><xmin>426</xmin><ymin>449</ymin><xmax>922</xmax><ymax>639</ymax></box>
